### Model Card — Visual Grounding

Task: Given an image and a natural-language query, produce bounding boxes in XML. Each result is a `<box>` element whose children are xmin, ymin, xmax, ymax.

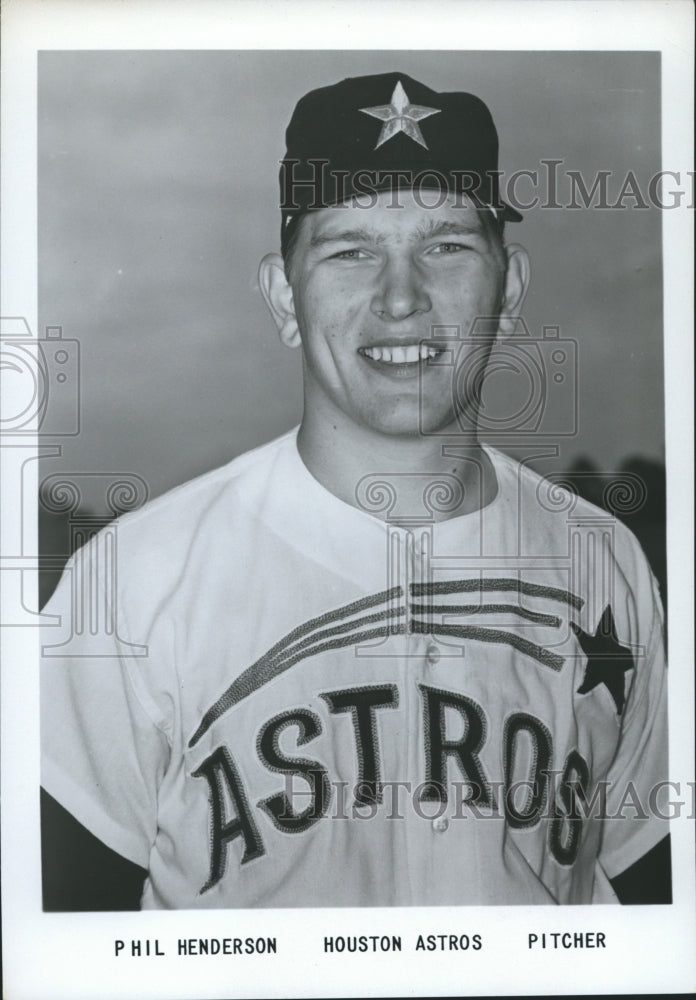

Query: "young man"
<box><xmin>41</xmin><ymin>72</ymin><xmax>670</xmax><ymax>909</ymax></box>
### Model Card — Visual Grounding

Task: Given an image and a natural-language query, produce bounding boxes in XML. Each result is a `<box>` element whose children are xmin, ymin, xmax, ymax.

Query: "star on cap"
<box><xmin>572</xmin><ymin>605</ymin><xmax>636</xmax><ymax>716</ymax></box>
<box><xmin>360</xmin><ymin>80</ymin><xmax>440</xmax><ymax>150</ymax></box>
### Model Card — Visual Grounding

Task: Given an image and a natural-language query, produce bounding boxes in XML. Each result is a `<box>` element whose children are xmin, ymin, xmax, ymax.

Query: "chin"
<box><xmin>360</xmin><ymin>406</ymin><xmax>461</xmax><ymax>439</ymax></box>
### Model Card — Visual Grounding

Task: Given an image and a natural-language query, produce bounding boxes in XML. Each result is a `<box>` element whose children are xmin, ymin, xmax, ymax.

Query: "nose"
<box><xmin>370</xmin><ymin>256</ymin><xmax>431</xmax><ymax>322</ymax></box>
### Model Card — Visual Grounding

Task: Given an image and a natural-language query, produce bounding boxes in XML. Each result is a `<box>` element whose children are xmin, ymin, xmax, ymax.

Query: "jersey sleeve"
<box><xmin>40</xmin><ymin>537</ymin><xmax>171</xmax><ymax>870</ymax></box>
<box><xmin>597</xmin><ymin>564</ymin><xmax>670</xmax><ymax>881</ymax></box>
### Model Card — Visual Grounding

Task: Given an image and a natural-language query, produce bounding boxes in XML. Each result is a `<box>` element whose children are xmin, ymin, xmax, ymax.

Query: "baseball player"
<box><xmin>41</xmin><ymin>72</ymin><xmax>671</xmax><ymax>909</ymax></box>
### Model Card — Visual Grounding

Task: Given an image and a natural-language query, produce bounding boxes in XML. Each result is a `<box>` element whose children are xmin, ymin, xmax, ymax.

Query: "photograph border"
<box><xmin>1</xmin><ymin>2</ymin><xmax>694</xmax><ymax>998</ymax></box>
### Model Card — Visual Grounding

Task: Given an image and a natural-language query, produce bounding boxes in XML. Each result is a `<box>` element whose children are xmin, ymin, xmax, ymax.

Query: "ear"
<box><xmin>498</xmin><ymin>243</ymin><xmax>531</xmax><ymax>338</ymax></box>
<box><xmin>258</xmin><ymin>253</ymin><xmax>301</xmax><ymax>349</ymax></box>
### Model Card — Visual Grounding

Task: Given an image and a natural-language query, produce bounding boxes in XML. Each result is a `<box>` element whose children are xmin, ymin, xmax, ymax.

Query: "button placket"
<box><xmin>426</xmin><ymin>643</ymin><xmax>440</xmax><ymax>665</ymax></box>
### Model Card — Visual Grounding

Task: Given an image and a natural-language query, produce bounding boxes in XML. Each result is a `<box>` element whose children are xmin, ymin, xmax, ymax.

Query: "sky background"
<box><xmin>38</xmin><ymin>50</ymin><xmax>663</xmax><ymax>509</ymax></box>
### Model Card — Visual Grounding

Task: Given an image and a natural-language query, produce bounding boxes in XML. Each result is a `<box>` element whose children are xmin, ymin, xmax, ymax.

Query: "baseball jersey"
<box><xmin>41</xmin><ymin>429</ymin><xmax>669</xmax><ymax>908</ymax></box>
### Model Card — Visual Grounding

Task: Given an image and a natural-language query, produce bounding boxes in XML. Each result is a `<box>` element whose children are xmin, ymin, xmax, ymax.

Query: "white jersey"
<box><xmin>41</xmin><ymin>430</ymin><xmax>668</xmax><ymax>908</ymax></box>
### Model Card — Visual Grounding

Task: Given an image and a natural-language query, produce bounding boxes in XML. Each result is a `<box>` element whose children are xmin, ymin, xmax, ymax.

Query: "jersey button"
<box><xmin>432</xmin><ymin>816</ymin><xmax>449</xmax><ymax>834</ymax></box>
<box><xmin>426</xmin><ymin>643</ymin><xmax>440</xmax><ymax>665</ymax></box>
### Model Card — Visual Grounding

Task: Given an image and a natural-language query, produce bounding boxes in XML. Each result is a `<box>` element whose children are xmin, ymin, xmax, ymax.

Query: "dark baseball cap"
<box><xmin>279</xmin><ymin>71</ymin><xmax>522</xmax><ymax>253</ymax></box>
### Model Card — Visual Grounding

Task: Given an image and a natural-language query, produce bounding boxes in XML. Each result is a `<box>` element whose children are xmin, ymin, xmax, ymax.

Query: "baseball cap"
<box><xmin>280</xmin><ymin>71</ymin><xmax>522</xmax><ymax>253</ymax></box>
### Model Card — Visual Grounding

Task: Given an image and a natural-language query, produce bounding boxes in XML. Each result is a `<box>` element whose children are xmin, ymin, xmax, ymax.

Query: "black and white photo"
<box><xmin>1</xmin><ymin>3</ymin><xmax>694</xmax><ymax>998</ymax></box>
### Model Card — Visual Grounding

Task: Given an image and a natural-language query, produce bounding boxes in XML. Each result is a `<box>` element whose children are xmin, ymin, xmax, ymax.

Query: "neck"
<box><xmin>297</xmin><ymin>411</ymin><xmax>497</xmax><ymax>524</ymax></box>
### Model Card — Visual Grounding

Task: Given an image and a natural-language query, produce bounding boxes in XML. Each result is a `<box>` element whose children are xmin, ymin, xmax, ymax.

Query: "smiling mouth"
<box><xmin>359</xmin><ymin>343</ymin><xmax>443</xmax><ymax>364</ymax></box>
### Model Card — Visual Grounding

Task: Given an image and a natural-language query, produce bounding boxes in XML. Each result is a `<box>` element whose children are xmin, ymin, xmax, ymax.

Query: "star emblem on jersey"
<box><xmin>360</xmin><ymin>81</ymin><xmax>441</xmax><ymax>150</ymax></box>
<box><xmin>572</xmin><ymin>605</ymin><xmax>635</xmax><ymax>715</ymax></box>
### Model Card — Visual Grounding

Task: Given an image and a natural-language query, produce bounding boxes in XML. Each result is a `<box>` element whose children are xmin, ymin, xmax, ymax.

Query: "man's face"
<box><xmin>266</xmin><ymin>190</ymin><xmax>527</xmax><ymax>438</ymax></box>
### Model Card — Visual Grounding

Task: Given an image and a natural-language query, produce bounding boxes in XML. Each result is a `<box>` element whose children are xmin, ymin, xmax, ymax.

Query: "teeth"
<box><xmin>362</xmin><ymin>344</ymin><xmax>441</xmax><ymax>363</ymax></box>
<box><xmin>420</xmin><ymin>344</ymin><xmax>440</xmax><ymax>360</ymax></box>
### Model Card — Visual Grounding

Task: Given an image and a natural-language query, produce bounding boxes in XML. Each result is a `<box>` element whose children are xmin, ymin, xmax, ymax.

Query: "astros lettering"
<box><xmin>194</xmin><ymin>681</ymin><xmax>591</xmax><ymax>893</ymax></box>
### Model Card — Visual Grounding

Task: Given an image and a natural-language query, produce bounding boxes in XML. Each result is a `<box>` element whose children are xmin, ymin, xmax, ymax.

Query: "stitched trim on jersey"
<box><xmin>502</xmin><ymin>712</ymin><xmax>553</xmax><ymax>829</ymax></box>
<box><xmin>256</xmin><ymin>708</ymin><xmax>332</xmax><ymax>834</ymax></box>
<box><xmin>189</xmin><ymin>587</ymin><xmax>404</xmax><ymax>748</ymax></box>
<box><xmin>321</xmin><ymin>685</ymin><xmax>399</xmax><ymax>806</ymax></box>
<box><xmin>410</xmin><ymin>602</ymin><xmax>561</xmax><ymax>627</ymax></box>
<box><xmin>411</xmin><ymin>620</ymin><xmax>565</xmax><ymax>671</ymax></box>
<box><xmin>549</xmin><ymin>748</ymin><xmax>590</xmax><ymax>867</ymax></box>
<box><xmin>274</xmin><ymin>605</ymin><xmax>403</xmax><ymax>664</ymax></box>
<box><xmin>254</xmin><ymin>586</ymin><xmax>404</xmax><ymax>666</ymax></box>
<box><xmin>193</xmin><ymin>745</ymin><xmax>266</xmax><ymax>893</ymax></box>
<box><xmin>255</xmin><ymin>708</ymin><xmax>324</xmax><ymax>775</ymax></box>
<box><xmin>410</xmin><ymin>577</ymin><xmax>583</xmax><ymax>611</ymax></box>
<box><xmin>419</xmin><ymin>683</ymin><xmax>492</xmax><ymax>807</ymax></box>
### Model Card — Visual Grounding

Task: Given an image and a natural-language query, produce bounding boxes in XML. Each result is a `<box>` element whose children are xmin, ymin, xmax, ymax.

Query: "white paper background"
<box><xmin>1</xmin><ymin>1</ymin><xmax>694</xmax><ymax>997</ymax></box>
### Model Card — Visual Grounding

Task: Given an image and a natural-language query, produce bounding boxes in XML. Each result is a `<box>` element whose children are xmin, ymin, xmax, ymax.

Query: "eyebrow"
<box><xmin>308</xmin><ymin>218</ymin><xmax>484</xmax><ymax>250</ymax></box>
<box><xmin>308</xmin><ymin>227</ymin><xmax>385</xmax><ymax>249</ymax></box>
<box><xmin>414</xmin><ymin>219</ymin><xmax>483</xmax><ymax>241</ymax></box>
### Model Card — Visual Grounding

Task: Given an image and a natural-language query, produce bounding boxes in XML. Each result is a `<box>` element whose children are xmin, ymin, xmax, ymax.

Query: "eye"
<box><xmin>329</xmin><ymin>247</ymin><xmax>370</xmax><ymax>261</ymax></box>
<box><xmin>428</xmin><ymin>242</ymin><xmax>470</xmax><ymax>255</ymax></box>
